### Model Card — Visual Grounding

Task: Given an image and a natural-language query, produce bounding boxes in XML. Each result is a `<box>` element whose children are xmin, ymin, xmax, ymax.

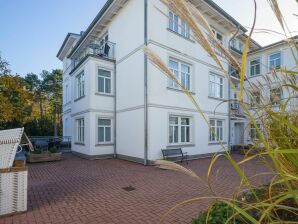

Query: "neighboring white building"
<box><xmin>57</xmin><ymin>0</ymin><xmax>297</xmax><ymax>164</ymax></box>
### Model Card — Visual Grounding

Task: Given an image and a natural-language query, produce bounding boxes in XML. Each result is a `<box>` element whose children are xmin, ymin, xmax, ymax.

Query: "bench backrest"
<box><xmin>161</xmin><ymin>148</ymin><xmax>182</xmax><ymax>157</ymax></box>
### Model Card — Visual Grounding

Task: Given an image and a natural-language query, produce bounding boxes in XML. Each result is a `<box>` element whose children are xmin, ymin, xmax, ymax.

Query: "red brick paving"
<box><xmin>0</xmin><ymin>153</ymin><xmax>271</xmax><ymax>224</ymax></box>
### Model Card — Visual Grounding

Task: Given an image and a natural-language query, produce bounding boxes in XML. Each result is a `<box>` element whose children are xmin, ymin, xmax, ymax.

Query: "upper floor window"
<box><xmin>98</xmin><ymin>69</ymin><xmax>111</xmax><ymax>94</ymax></box>
<box><xmin>169</xmin><ymin>116</ymin><xmax>191</xmax><ymax>144</ymax></box>
<box><xmin>209</xmin><ymin>72</ymin><xmax>224</xmax><ymax>99</ymax></box>
<box><xmin>212</xmin><ymin>29</ymin><xmax>223</xmax><ymax>45</ymax></box>
<box><xmin>250</xmin><ymin>58</ymin><xmax>261</xmax><ymax>77</ymax></box>
<box><xmin>270</xmin><ymin>88</ymin><xmax>282</xmax><ymax>105</ymax></box>
<box><xmin>250</xmin><ymin>91</ymin><xmax>261</xmax><ymax>108</ymax></box>
<box><xmin>98</xmin><ymin>118</ymin><xmax>112</xmax><ymax>143</ymax></box>
<box><xmin>75</xmin><ymin>118</ymin><xmax>84</xmax><ymax>143</ymax></box>
<box><xmin>169</xmin><ymin>59</ymin><xmax>191</xmax><ymax>90</ymax></box>
<box><xmin>76</xmin><ymin>72</ymin><xmax>85</xmax><ymax>99</ymax></box>
<box><xmin>169</xmin><ymin>11</ymin><xmax>190</xmax><ymax>39</ymax></box>
<box><xmin>269</xmin><ymin>52</ymin><xmax>281</xmax><ymax>70</ymax></box>
<box><xmin>209</xmin><ymin>119</ymin><xmax>224</xmax><ymax>142</ymax></box>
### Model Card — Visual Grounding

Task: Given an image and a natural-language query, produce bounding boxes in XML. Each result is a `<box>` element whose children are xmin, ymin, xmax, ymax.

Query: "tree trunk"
<box><xmin>54</xmin><ymin>104</ymin><xmax>57</xmax><ymax>137</ymax></box>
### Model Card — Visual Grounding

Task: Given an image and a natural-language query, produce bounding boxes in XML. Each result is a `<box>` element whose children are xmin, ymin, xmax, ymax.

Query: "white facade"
<box><xmin>57</xmin><ymin>0</ymin><xmax>297</xmax><ymax>164</ymax></box>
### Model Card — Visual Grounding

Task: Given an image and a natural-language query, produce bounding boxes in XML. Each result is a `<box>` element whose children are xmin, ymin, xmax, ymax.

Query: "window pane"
<box><xmin>105</xmin><ymin>78</ymin><xmax>111</xmax><ymax>93</ymax></box>
<box><xmin>181</xmin><ymin>118</ymin><xmax>189</xmax><ymax>125</ymax></box>
<box><xmin>169</xmin><ymin>117</ymin><xmax>178</xmax><ymax>125</ymax></box>
<box><xmin>210</xmin><ymin>120</ymin><xmax>215</xmax><ymax>126</ymax></box>
<box><xmin>105</xmin><ymin>127</ymin><xmax>111</xmax><ymax>142</ymax></box>
<box><xmin>99</xmin><ymin>69</ymin><xmax>111</xmax><ymax>78</ymax></box>
<box><xmin>174</xmin><ymin>15</ymin><xmax>179</xmax><ymax>32</ymax></box>
<box><xmin>186</xmin><ymin>126</ymin><xmax>190</xmax><ymax>142</ymax></box>
<box><xmin>181</xmin><ymin>126</ymin><xmax>185</xmax><ymax>142</ymax></box>
<box><xmin>98</xmin><ymin>127</ymin><xmax>104</xmax><ymax>142</ymax></box>
<box><xmin>169</xmin><ymin>126</ymin><xmax>173</xmax><ymax>143</ymax></box>
<box><xmin>169</xmin><ymin>60</ymin><xmax>178</xmax><ymax>70</ymax></box>
<box><xmin>181</xmin><ymin>64</ymin><xmax>189</xmax><ymax>73</ymax></box>
<box><xmin>99</xmin><ymin>119</ymin><xmax>111</xmax><ymax>126</ymax></box>
<box><xmin>98</xmin><ymin>77</ymin><xmax>104</xmax><ymax>92</ymax></box>
<box><xmin>174</xmin><ymin>126</ymin><xmax>178</xmax><ymax>143</ymax></box>
<box><xmin>217</xmin><ymin>120</ymin><xmax>223</xmax><ymax>127</ymax></box>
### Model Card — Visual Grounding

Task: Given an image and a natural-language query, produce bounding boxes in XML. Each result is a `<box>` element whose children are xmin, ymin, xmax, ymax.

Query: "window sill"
<box><xmin>167</xmin><ymin>28</ymin><xmax>195</xmax><ymax>43</ymax></box>
<box><xmin>74</xmin><ymin>96</ymin><xmax>85</xmax><ymax>102</ymax></box>
<box><xmin>167</xmin><ymin>143</ymin><xmax>195</xmax><ymax>148</ymax></box>
<box><xmin>208</xmin><ymin>96</ymin><xmax>226</xmax><ymax>101</ymax></box>
<box><xmin>95</xmin><ymin>92</ymin><xmax>115</xmax><ymax>97</ymax></box>
<box><xmin>167</xmin><ymin>87</ymin><xmax>195</xmax><ymax>95</ymax></box>
<box><xmin>208</xmin><ymin>142</ymin><xmax>227</xmax><ymax>145</ymax></box>
<box><xmin>74</xmin><ymin>142</ymin><xmax>85</xmax><ymax>146</ymax></box>
<box><xmin>248</xmin><ymin>74</ymin><xmax>262</xmax><ymax>79</ymax></box>
<box><xmin>95</xmin><ymin>143</ymin><xmax>114</xmax><ymax>147</ymax></box>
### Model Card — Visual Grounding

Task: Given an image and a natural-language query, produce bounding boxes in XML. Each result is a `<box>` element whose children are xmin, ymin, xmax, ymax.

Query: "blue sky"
<box><xmin>0</xmin><ymin>0</ymin><xmax>297</xmax><ymax>76</ymax></box>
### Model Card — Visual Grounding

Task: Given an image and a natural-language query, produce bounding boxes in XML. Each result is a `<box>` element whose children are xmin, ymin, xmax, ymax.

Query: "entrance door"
<box><xmin>234</xmin><ymin>123</ymin><xmax>244</xmax><ymax>145</ymax></box>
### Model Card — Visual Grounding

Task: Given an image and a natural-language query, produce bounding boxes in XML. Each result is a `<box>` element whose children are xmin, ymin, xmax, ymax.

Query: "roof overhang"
<box><xmin>192</xmin><ymin>0</ymin><xmax>247</xmax><ymax>33</ymax></box>
<box><xmin>248</xmin><ymin>35</ymin><xmax>298</xmax><ymax>54</ymax></box>
<box><xmin>57</xmin><ymin>33</ymin><xmax>80</xmax><ymax>61</ymax></box>
<box><xmin>67</xmin><ymin>0</ymin><xmax>128</xmax><ymax>60</ymax></box>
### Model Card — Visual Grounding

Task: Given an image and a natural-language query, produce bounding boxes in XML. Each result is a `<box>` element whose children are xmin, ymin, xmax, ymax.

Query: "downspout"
<box><xmin>228</xmin><ymin>26</ymin><xmax>240</xmax><ymax>152</ymax></box>
<box><xmin>114</xmin><ymin>62</ymin><xmax>117</xmax><ymax>158</ymax></box>
<box><xmin>144</xmin><ymin>0</ymin><xmax>148</xmax><ymax>165</ymax></box>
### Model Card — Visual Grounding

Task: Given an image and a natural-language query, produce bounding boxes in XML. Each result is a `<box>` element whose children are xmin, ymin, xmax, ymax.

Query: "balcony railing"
<box><xmin>230</xmin><ymin>101</ymin><xmax>245</xmax><ymax>118</ymax></box>
<box><xmin>64</xmin><ymin>41</ymin><xmax>115</xmax><ymax>75</ymax></box>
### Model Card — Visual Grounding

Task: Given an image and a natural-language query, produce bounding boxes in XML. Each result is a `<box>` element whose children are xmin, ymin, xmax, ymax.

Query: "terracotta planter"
<box><xmin>28</xmin><ymin>152</ymin><xmax>62</xmax><ymax>163</ymax></box>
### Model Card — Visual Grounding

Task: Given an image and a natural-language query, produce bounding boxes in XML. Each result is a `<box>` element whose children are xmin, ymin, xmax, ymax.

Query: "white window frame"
<box><xmin>268</xmin><ymin>52</ymin><xmax>281</xmax><ymax>70</ymax></box>
<box><xmin>97</xmin><ymin>117</ymin><xmax>112</xmax><ymax>144</ymax></box>
<box><xmin>250</xmin><ymin>123</ymin><xmax>260</xmax><ymax>141</ymax></box>
<box><xmin>75</xmin><ymin>118</ymin><xmax>84</xmax><ymax>143</ymax></box>
<box><xmin>98</xmin><ymin>68</ymin><xmax>112</xmax><ymax>94</ymax></box>
<box><xmin>76</xmin><ymin>71</ymin><xmax>85</xmax><ymax>99</ymax></box>
<box><xmin>249</xmin><ymin>58</ymin><xmax>261</xmax><ymax>77</ymax></box>
<box><xmin>209</xmin><ymin>72</ymin><xmax>224</xmax><ymax>99</ymax></box>
<box><xmin>168</xmin><ymin>58</ymin><xmax>191</xmax><ymax>91</ymax></box>
<box><xmin>209</xmin><ymin>119</ymin><xmax>224</xmax><ymax>143</ymax></box>
<box><xmin>168</xmin><ymin>115</ymin><xmax>192</xmax><ymax>145</ymax></box>
<box><xmin>168</xmin><ymin>11</ymin><xmax>190</xmax><ymax>39</ymax></box>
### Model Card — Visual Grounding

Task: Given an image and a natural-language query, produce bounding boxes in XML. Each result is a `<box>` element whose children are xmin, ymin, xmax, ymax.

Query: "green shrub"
<box><xmin>192</xmin><ymin>202</ymin><xmax>241</xmax><ymax>224</ymax></box>
<box><xmin>49</xmin><ymin>146</ymin><xmax>59</xmax><ymax>153</ymax></box>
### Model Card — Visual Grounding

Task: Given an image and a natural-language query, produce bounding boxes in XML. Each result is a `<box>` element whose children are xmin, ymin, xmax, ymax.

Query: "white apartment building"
<box><xmin>57</xmin><ymin>0</ymin><xmax>298</xmax><ymax>164</ymax></box>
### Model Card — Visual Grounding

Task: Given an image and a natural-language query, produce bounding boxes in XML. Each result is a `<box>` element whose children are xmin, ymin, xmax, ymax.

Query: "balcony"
<box><xmin>65</xmin><ymin>41</ymin><xmax>115</xmax><ymax>75</ymax></box>
<box><xmin>230</xmin><ymin>100</ymin><xmax>246</xmax><ymax>118</ymax></box>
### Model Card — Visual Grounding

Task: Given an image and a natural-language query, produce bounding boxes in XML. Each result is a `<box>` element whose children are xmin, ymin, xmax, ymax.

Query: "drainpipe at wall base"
<box><xmin>114</xmin><ymin>62</ymin><xmax>117</xmax><ymax>159</ymax></box>
<box><xmin>143</xmin><ymin>0</ymin><xmax>148</xmax><ymax>165</ymax></box>
<box><xmin>228</xmin><ymin>26</ymin><xmax>240</xmax><ymax>152</ymax></box>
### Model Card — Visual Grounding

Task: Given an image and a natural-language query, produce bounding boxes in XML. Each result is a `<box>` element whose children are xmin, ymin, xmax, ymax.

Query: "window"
<box><xmin>250</xmin><ymin>91</ymin><xmax>261</xmax><ymax>108</ymax></box>
<box><xmin>209</xmin><ymin>119</ymin><xmax>224</xmax><ymax>142</ymax></box>
<box><xmin>98</xmin><ymin>118</ymin><xmax>112</xmax><ymax>143</ymax></box>
<box><xmin>269</xmin><ymin>52</ymin><xmax>281</xmax><ymax>70</ymax></box>
<box><xmin>169</xmin><ymin>11</ymin><xmax>190</xmax><ymax>38</ymax></box>
<box><xmin>169</xmin><ymin>59</ymin><xmax>191</xmax><ymax>90</ymax></box>
<box><xmin>270</xmin><ymin>88</ymin><xmax>282</xmax><ymax>105</ymax></box>
<box><xmin>209</xmin><ymin>73</ymin><xmax>224</xmax><ymax>99</ymax></box>
<box><xmin>76</xmin><ymin>72</ymin><xmax>85</xmax><ymax>98</ymax></box>
<box><xmin>250</xmin><ymin>123</ymin><xmax>260</xmax><ymax>141</ymax></box>
<box><xmin>98</xmin><ymin>69</ymin><xmax>111</xmax><ymax>94</ymax></box>
<box><xmin>250</xmin><ymin>58</ymin><xmax>261</xmax><ymax>77</ymax></box>
<box><xmin>212</xmin><ymin>29</ymin><xmax>223</xmax><ymax>44</ymax></box>
<box><xmin>169</xmin><ymin>116</ymin><xmax>191</xmax><ymax>144</ymax></box>
<box><xmin>76</xmin><ymin>118</ymin><xmax>84</xmax><ymax>143</ymax></box>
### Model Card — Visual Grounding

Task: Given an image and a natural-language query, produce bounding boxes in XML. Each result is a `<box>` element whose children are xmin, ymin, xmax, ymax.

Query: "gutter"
<box><xmin>144</xmin><ymin>0</ymin><xmax>148</xmax><ymax>165</ymax></box>
<box><xmin>114</xmin><ymin>62</ymin><xmax>117</xmax><ymax>159</ymax></box>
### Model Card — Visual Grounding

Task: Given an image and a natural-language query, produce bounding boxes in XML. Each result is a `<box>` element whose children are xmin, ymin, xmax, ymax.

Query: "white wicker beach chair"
<box><xmin>0</xmin><ymin>128</ymin><xmax>24</xmax><ymax>169</ymax></box>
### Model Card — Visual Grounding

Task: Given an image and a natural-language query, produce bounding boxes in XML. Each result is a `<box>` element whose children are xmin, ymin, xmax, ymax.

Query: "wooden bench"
<box><xmin>161</xmin><ymin>148</ymin><xmax>188</xmax><ymax>164</ymax></box>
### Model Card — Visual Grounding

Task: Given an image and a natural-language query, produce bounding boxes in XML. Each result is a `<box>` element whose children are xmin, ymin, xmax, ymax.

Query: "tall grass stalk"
<box><xmin>145</xmin><ymin>0</ymin><xmax>298</xmax><ymax>223</ymax></box>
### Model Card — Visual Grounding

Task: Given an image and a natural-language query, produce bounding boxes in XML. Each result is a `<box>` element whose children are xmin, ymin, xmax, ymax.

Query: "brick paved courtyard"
<box><xmin>0</xmin><ymin>153</ymin><xmax>270</xmax><ymax>224</ymax></box>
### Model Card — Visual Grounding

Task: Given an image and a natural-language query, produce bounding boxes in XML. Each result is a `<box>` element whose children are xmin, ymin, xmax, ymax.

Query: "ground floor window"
<box><xmin>209</xmin><ymin>119</ymin><xmax>224</xmax><ymax>142</ymax></box>
<box><xmin>76</xmin><ymin>118</ymin><xmax>84</xmax><ymax>143</ymax></box>
<box><xmin>169</xmin><ymin>116</ymin><xmax>191</xmax><ymax>144</ymax></box>
<box><xmin>98</xmin><ymin>118</ymin><xmax>112</xmax><ymax>143</ymax></box>
<box><xmin>250</xmin><ymin>123</ymin><xmax>261</xmax><ymax>141</ymax></box>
